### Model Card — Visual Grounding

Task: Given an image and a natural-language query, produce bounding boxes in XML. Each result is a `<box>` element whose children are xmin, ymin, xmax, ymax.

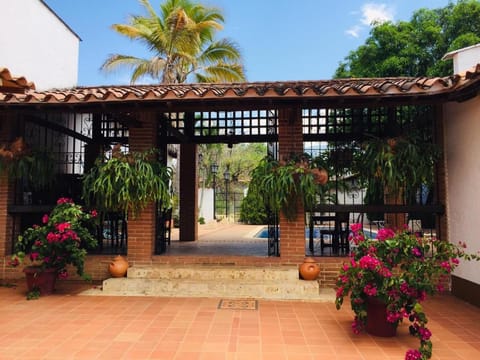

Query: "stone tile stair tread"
<box><xmin>94</xmin><ymin>277</ymin><xmax>335</xmax><ymax>301</ymax></box>
<box><xmin>127</xmin><ymin>265</ymin><xmax>300</xmax><ymax>281</ymax></box>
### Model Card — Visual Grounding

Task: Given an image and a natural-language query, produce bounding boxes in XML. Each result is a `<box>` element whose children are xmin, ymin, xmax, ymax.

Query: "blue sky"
<box><xmin>44</xmin><ymin>0</ymin><xmax>452</xmax><ymax>86</ymax></box>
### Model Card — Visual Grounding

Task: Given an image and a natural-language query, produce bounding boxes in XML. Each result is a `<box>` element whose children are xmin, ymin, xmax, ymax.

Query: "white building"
<box><xmin>443</xmin><ymin>43</ymin><xmax>480</xmax><ymax>75</ymax></box>
<box><xmin>443</xmin><ymin>43</ymin><xmax>480</xmax><ymax>301</ymax></box>
<box><xmin>0</xmin><ymin>0</ymin><xmax>80</xmax><ymax>90</ymax></box>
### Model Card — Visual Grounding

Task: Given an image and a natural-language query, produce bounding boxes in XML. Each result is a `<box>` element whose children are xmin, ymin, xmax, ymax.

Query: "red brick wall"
<box><xmin>277</xmin><ymin>106</ymin><xmax>307</xmax><ymax>264</ymax></box>
<box><xmin>120</xmin><ymin>111</ymin><xmax>157</xmax><ymax>266</ymax></box>
<box><xmin>0</xmin><ymin>113</ymin><xmax>16</xmax><ymax>279</ymax></box>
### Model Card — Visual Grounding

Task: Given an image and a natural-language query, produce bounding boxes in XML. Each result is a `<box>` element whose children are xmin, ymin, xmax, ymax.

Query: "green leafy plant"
<box><xmin>26</xmin><ymin>287</ymin><xmax>40</xmax><ymax>300</ymax></box>
<box><xmin>335</xmin><ymin>224</ymin><xmax>480</xmax><ymax>359</ymax></box>
<box><xmin>82</xmin><ymin>147</ymin><xmax>172</xmax><ymax>217</ymax></box>
<box><xmin>10</xmin><ymin>198</ymin><xmax>98</xmax><ymax>279</ymax></box>
<box><xmin>247</xmin><ymin>154</ymin><xmax>327</xmax><ymax>221</ymax></box>
<box><xmin>356</xmin><ymin>133</ymin><xmax>440</xmax><ymax>200</ymax></box>
<box><xmin>240</xmin><ymin>188</ymin><xmax>268</xmax><ymax>224</ymax></box>
<box><xmin>0</xmin><ymin>137</ymin><xmax>55</xmax><ymax>190</ymax></box>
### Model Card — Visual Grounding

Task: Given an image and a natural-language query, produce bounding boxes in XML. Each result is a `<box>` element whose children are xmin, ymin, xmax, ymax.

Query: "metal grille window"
<box><xmin>160</xmin><ymin>110</ymin><xmax>278</xmax><ymax>144</ymax></box>
<box><xmin>24</xmin><ymin>112</ymin><xmax>93</xmax><ymax>175</ymax></box>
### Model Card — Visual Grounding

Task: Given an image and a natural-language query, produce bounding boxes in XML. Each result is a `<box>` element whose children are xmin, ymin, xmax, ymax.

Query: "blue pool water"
<box><xmin>253</xmin><ymin>227</ymin><xmax>320</xmax><ymax>238</ymax></box>
<box><xmin>254</xmin><ymin>227</ymin><xmax>376</xmax><ymax>239</ymax></box>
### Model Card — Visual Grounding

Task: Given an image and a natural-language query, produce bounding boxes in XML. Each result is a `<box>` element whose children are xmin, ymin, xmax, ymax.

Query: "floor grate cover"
<box><xmin>218</xmin><ymin>299</ymin><xmax>258</xmax><ymax>310</ymax></box>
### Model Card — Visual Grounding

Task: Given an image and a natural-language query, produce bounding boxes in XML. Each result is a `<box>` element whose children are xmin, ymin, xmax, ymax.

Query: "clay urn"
<box><xmin>108</xmin><ymin>255</ymin><xmax>129</xmax><ymax>278</ymax></box>
<box><xmin>299</xmin><ymin>257</ymin><xmax>320</xmax><ymax>280</ymax></box>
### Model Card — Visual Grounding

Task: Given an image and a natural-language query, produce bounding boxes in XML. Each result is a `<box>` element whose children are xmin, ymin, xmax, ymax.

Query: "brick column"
<box><xmin>277</xmin><ymin>106</ymin><xmax>305</xmax><ymax>263</ymax></box>
<box><xmin>0</xmin><ymin>112</ymin><xmax>15</xmax><ymax>278</ymax></box>
<box><xmin>127</xmin><ymin>111</ymin><xmax>157</xmax><ymax>265</ymax></box>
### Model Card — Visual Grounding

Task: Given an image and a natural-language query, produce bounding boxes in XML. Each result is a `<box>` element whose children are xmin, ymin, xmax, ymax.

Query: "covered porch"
<box><xmin>1</xmin><ymin>68</ymin><xmax>480</xmax><ymax>290</ymax></box>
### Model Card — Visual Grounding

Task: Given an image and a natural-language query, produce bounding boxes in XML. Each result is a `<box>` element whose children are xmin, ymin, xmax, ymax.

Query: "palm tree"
<box><xmin>102</xmin><ymin>0</ymin><xmax>246</xmax><ymax>84</ymax></box>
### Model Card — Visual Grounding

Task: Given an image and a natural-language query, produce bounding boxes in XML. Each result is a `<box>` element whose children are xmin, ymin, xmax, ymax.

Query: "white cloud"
<box><xmin>345</xmin><ymin>25</ymin><xmax>362</xmax><ymax>38</ymax></box>
<box><xmin>344</xmin><ymin>3</ymin><xmax>395</xmax><ymax>38</ymax></box>
<box><xmin>360</xmin><ymin>3</ymin><xmax>395</xmax><ymax>26</ymax></box>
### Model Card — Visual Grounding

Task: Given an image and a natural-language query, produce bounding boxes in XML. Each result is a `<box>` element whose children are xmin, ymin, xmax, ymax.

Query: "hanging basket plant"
<box><xmin>356</xmin><ymin>133</ymin><xmax>441</xmax><ymax>200</ymax></box>
<box><xmin>82</xmin><ymin>146</ymin><xmax>172</xmax><ymax>218</ymax></box>
<box><xmin>0</xmin><ymin>137</ymin><xmax>55</xmax><ymax>190</ymax></box>
<box><xmin>248</xmin><ymin>154</ymin><xmax>328</xmax><ymax>221</ymax></box>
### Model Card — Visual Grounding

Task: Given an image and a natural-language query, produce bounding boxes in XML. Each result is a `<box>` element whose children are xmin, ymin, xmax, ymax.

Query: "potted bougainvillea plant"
<box><xmin>335</xmin><ymin>224</ymin><xmax>480</xmax><ymax>360</ymax></box>
<box><xmin>10</xmin><ymin>198</ymin><xmax>98</xmax><ymax>299</ymax></box>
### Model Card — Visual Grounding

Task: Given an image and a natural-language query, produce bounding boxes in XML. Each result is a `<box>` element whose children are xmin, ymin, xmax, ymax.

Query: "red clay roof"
<box><xmin>0</xmin><ymin>64</ymin><xmax>479</xmax><ymax>106</ymax></box>
<box><xmin>0</xmin><ymin>68</ymin><xmax>36</xmax><ymax>93</ymax></box>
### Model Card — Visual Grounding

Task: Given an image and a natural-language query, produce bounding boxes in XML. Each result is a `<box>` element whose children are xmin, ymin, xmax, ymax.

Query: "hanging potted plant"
<box><xmin>10</xmin><ymin>198</ymin><xmax>98</xmax><ymax>298</ymax></box>
<box><xmin>81</xmin><ymin>146</ymin><xmax>172</xmax><ymax>217</ymax></box>
<box><xmin>0</xmin><ymin>137</ymin><xmax>55</xmax><ymax>191</ymax></box>
<box><xmin>335</xmin><ymin>224</ymin><xmax>480</xmax><ymax>359</ymax></box>
<box><xmin>355</xmin><ymin>132</ymin><xmax>440</xmax><ymax>227</ymax></box>
<box><xmin>248</xmin><ymin>154</ymin><xmax>328</xmax><ymax>221</ymax></box>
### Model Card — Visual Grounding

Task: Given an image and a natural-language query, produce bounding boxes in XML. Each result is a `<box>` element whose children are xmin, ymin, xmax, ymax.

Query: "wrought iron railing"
<box><xmin>306</xmin><ymin>205</ymin><xmax>443</xmax><ymax>257</ymax></box>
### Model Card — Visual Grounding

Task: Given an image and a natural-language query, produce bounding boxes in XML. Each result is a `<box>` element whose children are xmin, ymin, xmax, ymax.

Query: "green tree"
<box><xmin>335</xmin><ymin>0</ymin><xmax>480</xmax><ymax>78</ymax></box>
<box><xmin>102</xmin><ymin>0</ymin><xmax>245</xmax><ymax>83</ymax></box>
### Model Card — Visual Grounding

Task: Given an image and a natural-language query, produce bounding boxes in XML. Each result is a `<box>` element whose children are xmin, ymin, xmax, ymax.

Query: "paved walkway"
<box><xmin>167</xmin><ymin>222</ymin><xmax>328</xmax><ymax>257</ymax></box>
<box><xmin>1</xmin><ymin>280</ymin><xmax>479</xmax><ymax>359</ymax></box>
<box><xmin>168</xmin><ymin>223</ymin><xmax>269</xmax><ymax>256</ymax></box>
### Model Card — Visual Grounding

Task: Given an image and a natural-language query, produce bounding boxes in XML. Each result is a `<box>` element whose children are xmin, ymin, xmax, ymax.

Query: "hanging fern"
<box><xmin>248</xmin><ymin>155</ymin><xmax>328</xmax><ymax>221</ymax></box>
<box><xmin>356</xmin><ymin>133</ymin><xmax>441</xmax><ymax>197</ymax></box>
<box><xmin>82</xmin><ymin>148</ymin><xmax>172</xmax><ymax>217</ymax></box>
<box><xmin>0</xmin><ymin>137</ymin><xmax>55</xmax><ymax>190</ymax></box>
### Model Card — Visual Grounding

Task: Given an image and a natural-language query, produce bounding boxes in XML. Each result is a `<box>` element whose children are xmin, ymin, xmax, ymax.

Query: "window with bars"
<box><xmin>160</xmin><ymin>110</ymin><xmax>278</xmax><ymax>143</ymax></box>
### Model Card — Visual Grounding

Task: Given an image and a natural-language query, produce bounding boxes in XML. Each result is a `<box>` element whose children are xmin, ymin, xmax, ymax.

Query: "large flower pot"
<box><xmin>108</xmin><ymin>255</ymin><xmax>129</xmax><ymax>277</ymax></box>
<box><xmin>23</xmin><ymin>267</ymin><xmax>57</xmax><ymax>295</ymax></box>
<box><xmin>299</xmin><ymin>257</ymin><xmax>321</xmax><ymax>280</ymax></box>
<box><xmin>365</xmin><ymin>297</ymin><xmax>397</xmax><ymax>337</ymax></box>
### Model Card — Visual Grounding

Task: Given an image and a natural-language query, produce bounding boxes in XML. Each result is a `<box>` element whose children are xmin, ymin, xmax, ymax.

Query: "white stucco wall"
<box><xmin>452</xmin><ymin>45</ymin><xmax>480</xmax><ymax>74</ymax></box>
<box><xmin>444</xmin><ymin>96</ymin><xmax>480</xmax><ymax>285</ymax></box>
<box><xmin>0</xmin><ymin>0</ymin><xmax>79</xmax><ymax>90</ymax></box>
<box><xmin>198</xmin><ymin>188</ymin><xmax>214</xmax><ymax>223</ymax></box>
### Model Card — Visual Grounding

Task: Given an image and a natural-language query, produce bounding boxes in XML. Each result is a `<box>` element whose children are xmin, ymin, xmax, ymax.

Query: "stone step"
<box><xmin>126</xmin><ymin>265</ymin><xmax>300</xmax><ymax>281</ymax></box>
<box><xmin>101</xmin><ymin>277</ymin><xmax>333</xmax><ymax>300</ymax></box>
<box><xmin>97</xmin><ymin>265</ymin><xmax>335</xmax><ymax>301</ymax></box>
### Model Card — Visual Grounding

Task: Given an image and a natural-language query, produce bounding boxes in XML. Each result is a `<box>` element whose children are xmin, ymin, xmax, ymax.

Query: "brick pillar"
<box><xmin>179</xmin><ymin>143</ymin><xmax>198</xmax><ymax>241</ymax></box>
<box><xmin>126</xmin><ymin>111</ymin><xmax>156</xmax><ymax>265</ymax></box>
<box><xmin>277</xmin><ymin>106</ymin><xmax>305</xmax><ymax>263</ymax></box>
<box><xmin>0</xmin><ymin>112</ymin><xmax>15</xmax><ymax>277</ymax></box>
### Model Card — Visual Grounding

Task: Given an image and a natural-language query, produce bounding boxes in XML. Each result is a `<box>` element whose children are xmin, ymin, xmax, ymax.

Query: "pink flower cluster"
<box><xmin>363</xmin><ymin>283</ymin><xmax>377</xmax><ymax>296</ymax></box>
<box><xmin>359</xmin><ymin>255</ymin><xmax>381</xmax><ymax>270</ymax></box>
<box><xmin>351</xmin><ymin>316</ymin><xmax>363</xmax><ymax>335</ymax></box>
<box><xmin>56</xmin><ymin>197</ymin><xmax>73</xmax><ymax>205</ymax></box>
<box><xmin>386</xmin><ymin>310</ymin><xmax>404</xmax><ymax>323</ymax></box>
<box><xmin>376</xmin><ymin>228</ymin><xmax>396</xmax><ymax>241</ymax></box>
<box><xmin>405</xmin><ymin>349</ymin><xmax>422</xmax><ymax>360</ymax></box>
<box><xmin>349</xmin><ymin>223</ymin><xmax>364</xmax><ymax>245</ymax></box>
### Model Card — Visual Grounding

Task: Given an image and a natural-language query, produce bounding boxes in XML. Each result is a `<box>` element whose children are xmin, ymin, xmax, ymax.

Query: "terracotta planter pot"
<box><xmin>23</xmin><ymin>267</ymin><xmax>57</xmax><ymax>295</ymax></box>
<box><xmin>365</xmin><ymin>297</ymin><xmax>397</xmax><ymax>337</ymax></box>
<box><xmin>299</xmin><ymin>257</ymin><xmax>320</xmax><ymax>280</ymax></box>
<box><xmin>310</xmin><ymin>168</ymin><xmax>328</xmax><ymax>185</ymax></box>
<box><xmin>108</xmin><ymin>255</ymin><xmax>129</xmax><ymax>277</ymax></box>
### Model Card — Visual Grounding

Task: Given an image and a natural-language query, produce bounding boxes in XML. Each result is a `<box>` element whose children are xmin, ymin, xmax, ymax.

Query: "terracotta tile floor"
<box><xmin>0</xmin><ymin>281</ymin><xmax>479</xmax><ymax>360</ymax></box>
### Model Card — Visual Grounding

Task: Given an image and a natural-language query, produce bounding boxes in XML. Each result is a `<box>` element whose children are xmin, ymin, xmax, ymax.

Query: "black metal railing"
<box><xmin>90</xmin><ymin>212</ymin><xmax>128</xmax><ymax>255</ymax></box>
<box><xmin>306</xmin><ymin>205</ymin><xmax>443</xmax><ymax>257</ymax></box>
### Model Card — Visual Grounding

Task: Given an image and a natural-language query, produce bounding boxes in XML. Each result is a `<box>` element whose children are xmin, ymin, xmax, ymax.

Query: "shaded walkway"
<box><xmin>168</xmin><ymin>223</ymin><xmax>269</xmax><ymax>256</ymax></box>
<box><xmin>0</xmin><ymin>281</ymin><xmax>479</xmax><ymax>359</ymax></box>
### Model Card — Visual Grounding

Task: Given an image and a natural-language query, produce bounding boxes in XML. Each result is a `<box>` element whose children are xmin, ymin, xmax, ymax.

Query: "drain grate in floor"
<box><xmin>218</xmin><ymin>299</ymin><xmax>258</xmax><ymax>310</ymax></box>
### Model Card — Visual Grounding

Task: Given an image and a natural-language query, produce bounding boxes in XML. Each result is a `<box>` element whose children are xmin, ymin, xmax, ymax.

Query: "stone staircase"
<box><xmin>98</xmin><ymin>265</ymin><xmax>334</xmax><ymax>301</ymax></box>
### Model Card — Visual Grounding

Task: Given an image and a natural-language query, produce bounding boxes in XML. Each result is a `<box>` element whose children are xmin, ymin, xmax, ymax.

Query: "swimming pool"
<box><xmin>254</xmin><ymin>226</ymin><xmax>376</xmax><ymax>239</ymax></box>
